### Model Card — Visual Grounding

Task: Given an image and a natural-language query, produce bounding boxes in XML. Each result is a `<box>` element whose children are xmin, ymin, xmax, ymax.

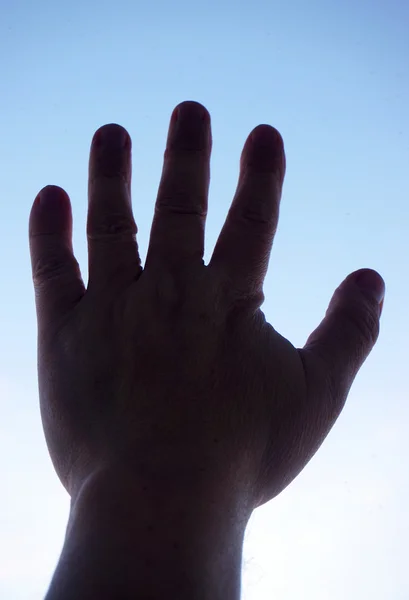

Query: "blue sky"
<box><xmin>0</xmin><ymin>1</ymin><xmax>408</xmax><ymax>598</ymax></box>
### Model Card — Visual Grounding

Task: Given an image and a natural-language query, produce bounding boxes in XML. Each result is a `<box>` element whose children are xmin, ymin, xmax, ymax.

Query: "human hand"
<box><xmin>29</xmin><ymin>101</ymin><xmax>384</xmax><ymax>509</ymax></box>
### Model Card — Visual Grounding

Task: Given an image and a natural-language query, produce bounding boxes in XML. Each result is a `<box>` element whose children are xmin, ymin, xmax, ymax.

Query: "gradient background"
<box><xmin>0</xmin><ymin>0</ymin><xmax>408</xmax><ymax>598</ymax></box>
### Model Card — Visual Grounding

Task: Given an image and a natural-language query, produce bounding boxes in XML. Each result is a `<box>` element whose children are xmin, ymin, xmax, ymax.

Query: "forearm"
<box><xmin>45</xmin><ymin>467</ymin><xmax>252</xmax><ymax>600</ymax></box>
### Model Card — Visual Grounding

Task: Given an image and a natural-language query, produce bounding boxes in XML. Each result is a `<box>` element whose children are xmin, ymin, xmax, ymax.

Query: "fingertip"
<box><xmin>241</xmin><ymin>125</ymin><xmax>286</xmax><ymax>178</ymax></box>
<box><xmin>344</xmin><ymin>268</ymin><xmax>385</xmax><ymax>306</ymax></box>
<box><xmin>92</xmin><ymin>123</ymin><xmax>131</xmax><ymax>149</ymax></box>
<box><xmin>34</xmin><ymin>184</ymin><xmax>70</xmax><ymax>203</ymax></box>
<box><xmin>251</xmin><ymin>124</ymin><xmax>284</xmax><ymax>146</ymax></box>
<box><xmin>171</xmin><ymin>101</ymin><xmax>210</xmax><ymax>124</ymax></box>
<box><xmin>90</xmin><ymin>124</ymin><xmax>131</xmax><ymax>182</ymax></box>
<box><xmin>166</xmin><ymin>101</ymin><xmax>212</xmax><ymax>155</ymax></box>
<box><xmin>30</xmin><ymin>185</ymin><xmax>72</xmax><ymax>235</ymax></box>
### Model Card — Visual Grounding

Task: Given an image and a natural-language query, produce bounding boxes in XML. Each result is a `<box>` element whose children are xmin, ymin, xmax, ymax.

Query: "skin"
<box><xmin>29</xmin><ymin>101</ymin><xmax>384</xmax><ymax>599</ymax></box>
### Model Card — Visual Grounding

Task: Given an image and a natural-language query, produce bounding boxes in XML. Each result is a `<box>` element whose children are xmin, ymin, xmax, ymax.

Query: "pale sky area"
<box><xmin>0</xmin><ymin>0</ymin><xmax>408</xmax><ymax>598</ymax></box>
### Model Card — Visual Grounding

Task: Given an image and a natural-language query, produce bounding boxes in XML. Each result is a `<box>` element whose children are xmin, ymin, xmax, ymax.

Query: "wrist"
<box><xmin>48</xmin><ymin>465</ymin><xmax>252</xmax><ymax>600</ymax></box>
<box><xmin>70</xmin><ymin>461</ymin><xmax>254</xmax><ymax>526</ymax></box>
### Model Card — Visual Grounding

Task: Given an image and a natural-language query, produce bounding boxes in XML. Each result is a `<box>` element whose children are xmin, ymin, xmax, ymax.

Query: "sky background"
<box><xmin>0</xmin><ymin>0</ymin><xmax>408</xmax><ymax>598</ymax></box>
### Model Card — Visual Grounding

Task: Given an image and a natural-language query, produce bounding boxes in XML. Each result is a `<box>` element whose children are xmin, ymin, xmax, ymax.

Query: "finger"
<box><xmin>209</xmin><ymin>125</ymin><xmax>285</xmax><ymax>300</ymax></box>
<box><xmin>29</xmin><ymin>185</ymin><xmax>85</xmax><ymax>331</ymax></box>
<box><xmin>301</xmin><ymin>268</ymin><xmax>385</xmax><ymax>416</ymax></box>
<box><xmin>87</xmin><ymin>124</ymin><xmax>141</xmax><ymax>287</ymax></box>
<box><xmin>145</xmin><ymin>101</ymin><xmax>211</xmax><ymax>268</ymax></box>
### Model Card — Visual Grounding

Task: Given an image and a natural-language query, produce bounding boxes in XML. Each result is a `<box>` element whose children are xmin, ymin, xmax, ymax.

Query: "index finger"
<box><xmin>209</xmin><ymin>125</ymin><xmax>285</xmax><ymax>300</ymax></box>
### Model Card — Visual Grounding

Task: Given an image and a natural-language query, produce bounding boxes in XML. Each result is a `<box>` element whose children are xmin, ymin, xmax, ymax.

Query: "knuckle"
<box><xmin>155</xmin><ymin>193</ymin><xmax>207</xmax><ymax>217</ymax></box>
<box><xmin>230</xmin><ymin>195</ymin><xmax>278</xmax><ymax>230</ymax></box>
<box><xmin>87</xmin><ymin>214</ymin><xmax>137</xmax><ymax>241</ymax></box>
<box><xmin>239</xmin><ymin>204</ymin><xmax>277</xmax><ymax>227</ymax></box>
<box><xmin>344</xmin><ymin>302</ymin><xmax>380</xmax><ymax>348</ymax></box>
<box><xmin>233</xmin><ymin>172</ymin><xmax>280</xmax><ymax>227</ymax></box>
<box><xmin>223</xmin><ymin>282</ymin><xmax>266</xmax><ymax>316</ymax></box>
<box><xmin>165</xmin><ymin>146</ymin><xmax>208</xmax><ymax>160</ymax></box>
<box><xmin>32</xmin><ymin>255</ymin><xmax>70</xmax><ymax>287</ymax></box>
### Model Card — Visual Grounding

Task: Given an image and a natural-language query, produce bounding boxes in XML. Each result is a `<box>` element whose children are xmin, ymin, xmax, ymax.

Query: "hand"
<box><xmin>29</xmin><ymin>101</ymin><xmax>384</xmax><ymax>509</ymax></box>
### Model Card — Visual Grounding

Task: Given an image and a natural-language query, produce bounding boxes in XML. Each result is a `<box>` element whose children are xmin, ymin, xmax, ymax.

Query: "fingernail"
<box><xmin>93</xmin><ymin>124</ymin><xmax>130</xmax><ymax>149</ymax></box>
<box><xmin>170</xmin><ymin>105</ymin><xmax>179</xmax><ymax>123</ymax></box>
<box><xmin>91</xmin><ymin>124</ymin><xmax>131</xmax><ymax>179</ymax></box>
<box><xmin>354</xmin><ymin>269</ymin><xmax>385</xmax><ymax>304</ymax></box>
<box><xmin>167</xmin><ymin>101</ymin><xmax>210</xmax><ymax>151</ymax></box>
<box><xmin>245</xmin><ymin>125</ymin><xmax>285</xmax><ymax>177</ymax></box>
<box><xmin>35</xmin><ymin>185</ymin><xmax>67</xmax><ymax>209</ymax></box>
<box><xmin>32</xmin><ymin>186</ymin><xmax>69</xmax><ymax>232</ymax></box>
<box><xmin>172</xmin><ymin>101</ymin><xmax>209</xmax><ymax>124</ymax></box>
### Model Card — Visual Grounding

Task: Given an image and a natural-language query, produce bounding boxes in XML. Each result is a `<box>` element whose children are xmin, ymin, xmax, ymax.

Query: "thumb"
<box><xmin>301</xmin><ymin>268</ymin><xmax>385</xmax><ymax>413</ymax></box>
<box><xmin>29</xmin><ymin>185</ymin><xmax>85</xmax><ymax>332</ymax></box>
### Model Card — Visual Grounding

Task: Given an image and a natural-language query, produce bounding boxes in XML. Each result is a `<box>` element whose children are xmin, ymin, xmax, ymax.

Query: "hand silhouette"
<box><xmin>29</xmin><ymin>101</ymin><xmax>384</xmax><ymax>509</ymax></box>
